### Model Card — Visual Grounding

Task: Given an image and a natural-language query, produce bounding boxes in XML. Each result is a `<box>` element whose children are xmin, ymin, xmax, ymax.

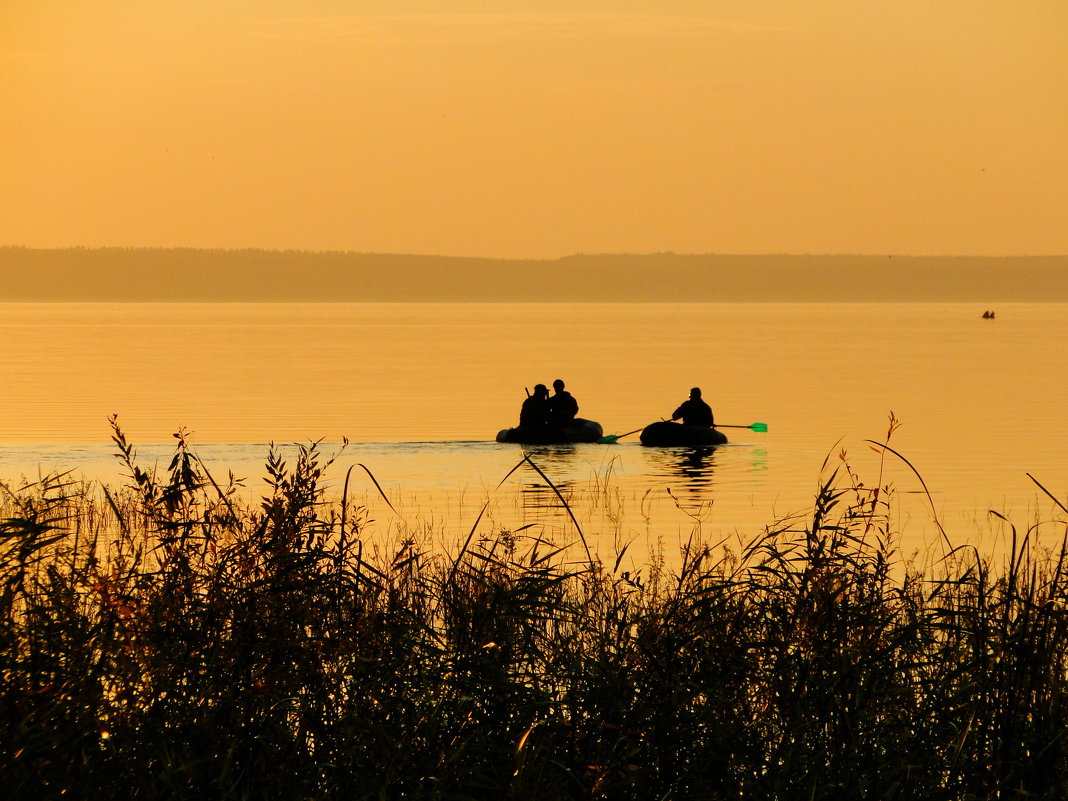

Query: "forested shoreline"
<box><xmin>3</xmin><ymin>247</ymin><xmax>1065</xmax><ymax>302</ymax></box>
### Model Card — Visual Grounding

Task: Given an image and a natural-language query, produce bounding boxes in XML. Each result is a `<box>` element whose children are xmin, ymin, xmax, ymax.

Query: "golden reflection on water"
<box><xmin>1</xmin><ymin>302</ymin><xmax>1067</xmax><ymax>558</ymax></box>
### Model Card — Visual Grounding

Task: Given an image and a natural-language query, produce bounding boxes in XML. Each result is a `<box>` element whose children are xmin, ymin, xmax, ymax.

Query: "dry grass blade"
<box><xmin>520</xmin><ymin>454</ymin><xmax>593</xmax><ymax>565</ymax></box>
<box><xmin>1027</xmin><ymin>472</ymin><xmax>1068</xmax><ymax>515</ymax></box>
<box><xmin>355</xmin><ymin>462</ymin><xmax>400</xmax><ymax>516</ymax></box>
<box><xmin>866</xmin><ymin>438</ymin><xmax>950</xmax><ymax>548</ymax></box>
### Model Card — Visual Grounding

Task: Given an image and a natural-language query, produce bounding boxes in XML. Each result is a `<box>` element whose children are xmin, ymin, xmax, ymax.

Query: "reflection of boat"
<box><xmin>643</xmin><ymin>445</ymin><xmax>718</xmax><ymax>487</ymax></box>
<box><xmin>639</xmin><ymin>421</ymin><xmax>728</xmax><ymax>447</ymax></box>
<box><xmin>496</xmin><ymin>418</ymin><xmax>604</xmax><ymax>444</ymax></box>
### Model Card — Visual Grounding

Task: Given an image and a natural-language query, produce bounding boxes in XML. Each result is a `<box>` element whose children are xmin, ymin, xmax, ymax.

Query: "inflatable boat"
<box><xmin>639</xmin><ymin>421</ymin><xmax>728</xmax><ymax>447</ymax></box>
<box><xmin>495</xmin><ymin>418</ymin><xmax>604</xmax><ymax>445</ymax></box>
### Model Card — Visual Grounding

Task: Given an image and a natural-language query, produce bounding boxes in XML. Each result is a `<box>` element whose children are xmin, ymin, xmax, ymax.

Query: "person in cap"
<box><xmin>519</xmin><ymin>384</ymin><xmax>551</xmax><ymax>429</ymax></box>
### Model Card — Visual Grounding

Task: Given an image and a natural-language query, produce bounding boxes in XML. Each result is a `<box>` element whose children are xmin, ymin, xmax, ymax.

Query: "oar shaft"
<box><xmin>598</xmin><ymin>425</ymin><xmax>647</xmax><ymax>443</ymax></box>
<box><xmin>603</xmin><ymin>422</ymin><xmax>766</xmax><ymax>442</ymax></box>
<box><xmin>716</xmin><ymin>422</ymin><xmax>768</xmax><ymax>431</ymax></box>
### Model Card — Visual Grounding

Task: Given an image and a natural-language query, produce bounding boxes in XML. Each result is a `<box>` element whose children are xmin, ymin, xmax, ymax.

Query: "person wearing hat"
<box><xmin>519</xmin><ymin>383</ymin><xmax>551</xmax><ymax>429</ymax></box>
<box><xmin>548</xmin><ymin>379</ymin><xmax>579</xmax><ymax>427</ymax></box>
<box><xmin>671</xmin><ymin>387</ymin><xmax>714</xmax><ymax>427</ymax></box>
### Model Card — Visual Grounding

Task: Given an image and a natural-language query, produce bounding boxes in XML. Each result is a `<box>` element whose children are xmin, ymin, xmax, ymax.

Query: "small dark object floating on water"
<box><xmin>982</xmin><ymin>310</ymin><xmax>996</xmax><ymax>319</ymax></box>
<box><xmin>496</xmin><ymin>418</ymin><xmax>604</xmax><ymax>444</ymax></box>
<box><xmin>639</xmin><ymin>421</ymin><xmax>728</xmax><ymax>447</ymax></box>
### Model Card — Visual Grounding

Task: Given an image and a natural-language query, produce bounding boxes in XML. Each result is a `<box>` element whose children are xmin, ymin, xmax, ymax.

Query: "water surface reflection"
<box><xmin>645</xmin><ymin>446</ymin><xmax>718</xmax><ymax>485</ymax></box>
<box><xmin>515</xmin><ymin>444</ymin><xmax>580</xmax><ymax>537</ymax></box>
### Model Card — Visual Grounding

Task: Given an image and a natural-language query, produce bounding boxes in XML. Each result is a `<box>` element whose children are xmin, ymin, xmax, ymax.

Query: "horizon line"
<box><xmin>2</xmin><ymin>245</ymin><xmax>1066</xmax><ymax>260</ymax></box>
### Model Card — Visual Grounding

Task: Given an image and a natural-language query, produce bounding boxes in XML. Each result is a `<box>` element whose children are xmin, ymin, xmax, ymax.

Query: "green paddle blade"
<box><xmin>749</xmin><ymin>422</ymin><xmax>768</xmax><ymax>433</ymax></box>
<box><xmin>598</xmin><ymin>427</ymin><xmax>645</xmax><ymax>444</ymax></box>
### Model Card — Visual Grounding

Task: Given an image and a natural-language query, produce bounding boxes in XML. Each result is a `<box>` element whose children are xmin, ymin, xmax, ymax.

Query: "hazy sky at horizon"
<box><xmin>3</xmin><ymin>1</ymin><xmax>1066</xmax><ymax>258</ymax></box>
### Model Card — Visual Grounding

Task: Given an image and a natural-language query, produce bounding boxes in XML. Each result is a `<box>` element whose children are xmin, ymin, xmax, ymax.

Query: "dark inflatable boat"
<box><xmin>496</xmin><ymin>418</ymin><xmax>604</xmax><ymax>444</ymax></box>
<box><xmin>639</xmin><ymin>421</ymin><xmax>728</xmax><ymax>447</ymax></box>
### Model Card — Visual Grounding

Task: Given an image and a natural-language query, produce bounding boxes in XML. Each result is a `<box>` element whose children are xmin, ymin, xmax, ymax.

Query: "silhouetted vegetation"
<box><xmin>2</xmin><ymin>417</ymin><xmax>1068</xmax><ymax>799</ymax></box>
<box><xmin>4</xmin><ymin>246</ymin><xmax>1068</xmax><ymax>302</ymax></box>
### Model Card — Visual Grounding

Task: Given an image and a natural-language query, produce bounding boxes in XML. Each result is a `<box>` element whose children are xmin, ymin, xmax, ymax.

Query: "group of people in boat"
<box><xmin>517</xmin><ymin>382</ymin><xmax>715</xmax><ymax>430</ymax></box>
<box><xmin>519</xmin><ymin>379</ymin><xmax>580</xmax><ymax>429</ymax></box>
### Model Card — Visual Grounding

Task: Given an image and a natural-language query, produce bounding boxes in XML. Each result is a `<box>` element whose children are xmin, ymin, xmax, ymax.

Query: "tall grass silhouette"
<box><xmin>2</xmin><ymin>415</ymin><xmax>1067</xmax><ymax>799</ymax></box>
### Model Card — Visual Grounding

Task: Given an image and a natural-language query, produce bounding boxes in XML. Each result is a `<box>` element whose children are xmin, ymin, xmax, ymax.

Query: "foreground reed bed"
<box><xmin>2</xmin><ymin>419</ymin><xmax>1068</xmax><ymax>800</ymax></box>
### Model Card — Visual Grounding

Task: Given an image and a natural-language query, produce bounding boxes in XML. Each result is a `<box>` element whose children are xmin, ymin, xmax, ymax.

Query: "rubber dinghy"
<box><xmin>496</xmin><ymin>418</ymin><xmax>604</xmax><ymax>445</ymax></box>
<box><xmin>639</xmin><ymin>421</ymin><xmax>728</xmax><ymax>447</ymax></box>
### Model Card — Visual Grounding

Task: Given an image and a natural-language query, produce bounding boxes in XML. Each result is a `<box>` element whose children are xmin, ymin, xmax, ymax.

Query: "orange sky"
<box><xmin>3</xmin><ymin>1</ymin><xmax>1066</xmax><ymax>258</ymax></box>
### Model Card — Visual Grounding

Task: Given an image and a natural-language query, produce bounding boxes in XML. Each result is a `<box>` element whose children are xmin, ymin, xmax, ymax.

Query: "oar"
<box><xmin>600</xmin><ymin>421</ymin><xmax>767</xmax><ymax>443</ymax></box>
<box><xmin>598</xmin><ymin>426</ymin><xmax>646</xmax><ymax>444</ymax></box>
<box><xmin>716</xmin><ymin>422</ymin><xmax>768</xmax><ymax>432</ymax></box>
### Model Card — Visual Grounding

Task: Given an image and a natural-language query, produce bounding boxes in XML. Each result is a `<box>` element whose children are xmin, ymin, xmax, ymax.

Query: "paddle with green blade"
<box><xmin>599</xmin><ymin>421</ymin><xmax>768</xmax><ymax>443</ymax></box>
<box><xmin>716</xmin><ymin>422</ymin><xmax>768</xmax><ymax>432</ymax></box>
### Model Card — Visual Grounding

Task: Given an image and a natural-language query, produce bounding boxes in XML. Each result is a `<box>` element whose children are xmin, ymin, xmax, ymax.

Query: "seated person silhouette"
<box><xmin>548</xmin><ymin>379</ymin><xmax>579</xmax><ymax>427</ymax></box>
<box><xmin>671</xmin><ymin>387</ymin><xmax>714</xmax><ymax>427</ymax></box>
<box><xmin>519</xmin><ymin>384</ymin><xmax>550</xmax><ymax>428</ymax></box>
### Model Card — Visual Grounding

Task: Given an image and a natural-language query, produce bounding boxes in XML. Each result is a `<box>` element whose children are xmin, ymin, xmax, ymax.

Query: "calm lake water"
<box><xmin>2</xmin><ymin>302</ymin><xmax>1066</xmax><ymax>563</ymax></box>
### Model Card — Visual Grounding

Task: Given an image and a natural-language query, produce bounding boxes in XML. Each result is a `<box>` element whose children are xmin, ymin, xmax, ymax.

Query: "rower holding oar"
<box><xmin>635</xmin><ymin>386</ymin><xmax>767</xmax><ymax>447</ymax></box>
<box><xmin>664</xmin><ymin>385</ymin><xmax>768</xmax><ymax>432</ymax></box>
<box><xmin>598</xmin><ymin>382</ymin><xmax>766</xmax><ymax>444</ymax></box>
